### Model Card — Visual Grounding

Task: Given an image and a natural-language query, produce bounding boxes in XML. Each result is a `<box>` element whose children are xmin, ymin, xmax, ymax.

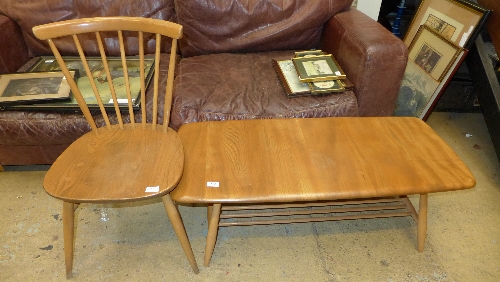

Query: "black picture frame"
<box><xmin>0</xmin><ymin>71</ymin><xmax>75</xmax><ymax>106</ymax></box>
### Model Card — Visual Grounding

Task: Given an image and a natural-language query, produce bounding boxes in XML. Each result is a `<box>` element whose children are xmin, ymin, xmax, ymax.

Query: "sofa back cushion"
<box><xmin>0</xmin><ymin>0</ymin><xmax>176</xmax><ymax>57</ymax></box>
<box><xmin>175</xmin><ymin>0</ymin><xmax>353</xmax><ymax>57</ymax></box>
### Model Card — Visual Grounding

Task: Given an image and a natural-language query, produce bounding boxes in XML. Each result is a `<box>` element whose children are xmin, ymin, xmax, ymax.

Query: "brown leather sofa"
<box><xmin>0</xmin><ymin>0</ymin><xmax>408</xmax><ymax>166</ymax></box>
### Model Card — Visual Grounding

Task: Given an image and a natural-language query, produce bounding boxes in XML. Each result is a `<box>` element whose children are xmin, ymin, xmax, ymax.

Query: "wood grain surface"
<box><xmin>44</xmin><ymin>124</ymin><xmax>184</xmax><ymax>202</ymax></box>
<box><xmin>171</xmin><ymin>117</ymin><xmax>475</xmax><ymax>203</ymax></box>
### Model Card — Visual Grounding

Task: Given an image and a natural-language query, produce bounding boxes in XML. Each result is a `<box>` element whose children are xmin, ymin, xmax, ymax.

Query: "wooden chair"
<box><xmin>32</xmin><ymin>17</ymin><xmax>199</xmax><ymax>277</ymax></box>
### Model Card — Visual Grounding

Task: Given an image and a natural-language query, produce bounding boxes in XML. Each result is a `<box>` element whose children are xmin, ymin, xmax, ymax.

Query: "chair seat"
<box><xmin>44</xmin><ymin>124</ymin><xmax>184</xmax><ymax>203</ymax></box>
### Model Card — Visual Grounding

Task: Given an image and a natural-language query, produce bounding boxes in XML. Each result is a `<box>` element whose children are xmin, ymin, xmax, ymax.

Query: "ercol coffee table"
<box><xmin>170</xmin><ymin>117</ymin><xmax>475</xmax><ymax>267</ymax></box>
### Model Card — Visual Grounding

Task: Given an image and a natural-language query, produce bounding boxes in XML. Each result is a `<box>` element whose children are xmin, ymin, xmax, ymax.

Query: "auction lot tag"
<box><xmin>145</xmin><ymin>186</ymin><xmax>160</xmax><ymax>192</ymax></box>
<box><xmin>207</xmin><ymin>182</ymin><xmax>219</xmax><ymax>187</ymax></box>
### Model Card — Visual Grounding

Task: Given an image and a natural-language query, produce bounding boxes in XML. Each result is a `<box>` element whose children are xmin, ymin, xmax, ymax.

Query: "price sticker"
<box><xmin>145</xmin><ymin>186</ymin><xmax>160</xmax><ymax>192</ymax></box>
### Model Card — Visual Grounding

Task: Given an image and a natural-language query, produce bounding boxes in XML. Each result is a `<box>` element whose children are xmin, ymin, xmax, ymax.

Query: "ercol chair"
<box><xmin>32</xmin><ymin>17</ymin><xmax>199</xmax><ymax>277</ymax></box>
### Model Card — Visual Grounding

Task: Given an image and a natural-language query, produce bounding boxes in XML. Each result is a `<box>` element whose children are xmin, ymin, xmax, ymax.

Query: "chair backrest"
<box><xmin>32</xmin><ymin>17</ymin><xmax>183</xmax><ymax>133</ymax></box>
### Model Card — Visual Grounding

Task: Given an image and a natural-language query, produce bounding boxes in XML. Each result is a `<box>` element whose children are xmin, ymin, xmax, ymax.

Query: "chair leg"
<box><xmin>207</xmin><ymin>205</ymin><xmax>213</xmax><ymax>225</ymax></box>
<box><xmin>417</xmin><ymin>193</ymin><xmax>428</xmax><ymax>252</ymax></box>
<box><xmin>62</xmin><ymin>201</ymin><xmax>75</xmax><ymax>279</ymax></box>
<box><xmin>162</xmin><ymin>194</ymin><xmax>199</xmax><ymax>274</ymax></box>
<box><xmin>204</xmin><ymin>203</ymin><xmax>221</xmax><ymax>267</ymax></box>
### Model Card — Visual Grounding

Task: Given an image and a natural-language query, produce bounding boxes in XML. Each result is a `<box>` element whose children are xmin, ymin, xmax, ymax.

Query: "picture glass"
<box><xmin>4</xmin><ymin>77</ymin><xmax>62</xmax><ymax>96</ymax></box>
<box><xmin>393</xmin><ymin>60</ymin><xmax>440</xmax><ymax>117</ymax></box>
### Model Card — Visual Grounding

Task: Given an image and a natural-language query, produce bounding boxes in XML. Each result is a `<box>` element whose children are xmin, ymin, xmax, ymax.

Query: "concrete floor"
<box><xmin>1</xmin><ymin>112</ymin><xmax>499</xmax><ymax>281</ymax></box>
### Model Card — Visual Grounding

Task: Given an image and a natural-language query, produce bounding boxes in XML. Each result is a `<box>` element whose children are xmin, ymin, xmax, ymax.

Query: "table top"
<box><xmin>170</xmin><ymin>117</ymin><xmax>475</xmax><ymax>204</ymax></box>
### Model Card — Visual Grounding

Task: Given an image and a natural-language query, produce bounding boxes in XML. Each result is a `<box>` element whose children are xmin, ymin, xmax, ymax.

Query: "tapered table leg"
<box><xmin>417</xmin><ymin>194</ymin><xmax>428</xmax><ymax>252</ymax></box>
<box><xmin>205</xmin><ymin>204</ymin><xmax>222</xmax><ymax>267</ymax></box>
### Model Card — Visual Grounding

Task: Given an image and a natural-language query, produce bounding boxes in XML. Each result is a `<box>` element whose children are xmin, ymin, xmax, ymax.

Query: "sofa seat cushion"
<box><xmin>0</xmin><ymin>111</ymin><xmax>90</xmax><ymax>146</ymax></box>
<box><xmin>171</xmin><ymin>51</ymin><xmax>359</xmax><ymax>130</ymax></box>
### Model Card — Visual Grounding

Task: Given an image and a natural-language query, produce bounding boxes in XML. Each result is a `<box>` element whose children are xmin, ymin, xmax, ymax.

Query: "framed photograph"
<box><xmin>409</xmin><ymin>25</ymin><xmax>462</xmax><ymax>81</ymax></box>
<box><xmin>272</xmin><ymin>59</ymin><xmax>346</xmax><ymax>97</ymax></box>
<box><xmin>0</xmin><ymin>71</ymin><xmax>75</xmax><ymax>105</ymax></box>
<box><xmin>419</xmin><ymin>49</ymin><xmax>468</xmax><ymax>120</ymax></box>
<box><xmin>292</xmin><ymin>54</ymin><xmax>346</xmax><ymax>82</ymax></box>
<box><xmin>294</xmin><ymin>50</ymin><xmax>325</xmax><ymax>58</ymax></box>
<box><xmin>393</xmin><ymin>59</ymin><xmax>440</xmax><ymax>117</ymax></box>
<box><xmin>309</xmin><ymin>80</ymin><xmax>345</xmax><ymax>94</ymax></box>
<box><xmin>9</xmin><ymin>56</ymin><xmax>155</xmax><ymax>110</ymax></box>
<box><xmin>272</xmin><ymin>59</ymin><xmax>311</xmax><ymax>97</ymax></box>
<box><xmin>404</xmin><ymin>0</ymin><xmax>490</xmax><ymax>49</ymax></box>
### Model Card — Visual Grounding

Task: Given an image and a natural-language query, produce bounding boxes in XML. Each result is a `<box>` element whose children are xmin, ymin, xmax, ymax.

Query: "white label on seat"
<box><xmin>145</xmin><ymin>186</ymin><xmax>160</xmax><ymax>192</ymax></box>
<box><xmin>207</xmin><ymin>182</ymin><xmax>219</xmax><ymax>187</ymax></box>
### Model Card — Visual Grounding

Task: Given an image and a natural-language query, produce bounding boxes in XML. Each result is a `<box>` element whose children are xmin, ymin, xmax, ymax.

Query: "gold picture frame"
<box><xmin>292</xmin><ymin>54</ymin><xmax>346</xmax><ymax>83</ymax></box>
<box><xmin>272</xmin><ymin>59</ymin><xmax>311</xmax><ymax>97</ymax></box>
<box><xmin>309</xmin><ymin>80</ymin><xmax>345</xmax><ymax>94</ymax></box>
<box><xmin>272</xmin><ymin>59</ymin><xmax>346</xmax><ymax>97</ymax></box>
<box><xmin>294</xmin><ymin>50</ymin><xmax>325</xmax><ymax>58</ymax></box>
<box><xmin>409</xmin><ymin>25</ymin><xmax>462</xmax><ymax>81</ymax></box>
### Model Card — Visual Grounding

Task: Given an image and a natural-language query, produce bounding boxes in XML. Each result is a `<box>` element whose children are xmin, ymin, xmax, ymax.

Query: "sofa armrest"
<box><xmin>320</xmin><ymin>9</ymin><xmax>408</xmax><ymax>116</ymax></box>
<box><xmin>0</xmin><ymin>15</ymin><xmax>30</xmax><ymax>74</ymax></box>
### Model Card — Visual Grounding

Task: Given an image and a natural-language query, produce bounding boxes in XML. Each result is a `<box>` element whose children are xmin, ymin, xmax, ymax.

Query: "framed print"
<box><xmin>0</xmin><ymin>71</ymin><xmax>75</xmax><ymax>105</ymax></box>
<box><xmin>393</xmin><ymin>59</ymin><xmax>440</xmax><ymax>117</ymax></box>
<box><xmin>9</xmin><ymin>56</ymin><xmax>155</xmax><ymax>111</ymax></box>
<box><xmin>309</xmin><ymin>80</ymin><xmax>345</xmax><ymax>94</ymax></box>
<box><xmin>294</xmin><ymin>50</ymin><xmax>325</xmax><ymax>58</ymax></box>
<box><xmin>419</xmin><ymin>49</ymin><xmax>468</xmax><ymax>120</ymax></box>
<box><xmin>272</xmin><ymin>59</ymin><xmax>311</xmax><ymax>97</ymax></box>
<box><xmin>292</xmin><ymin>54</ymin><xmax>346</xmax><ymax>82</ymax></box>
<box><xmin>404</xmin><ymin>0</ymin><xmax>490</xmax><ymax>49</ymax></box>
<box><xmin>409</xmin><ymin>25</ymin><xmax>462</xmax><ymax>81</ymax></box>
<box><xmin>272</xmin><ymin>59</ymin><xmax>346</xmax><ymax>97</ymax></box>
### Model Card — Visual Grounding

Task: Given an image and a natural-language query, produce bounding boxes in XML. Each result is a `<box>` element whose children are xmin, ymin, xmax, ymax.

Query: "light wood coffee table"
<box><xmin>170</xmin><ymin>117</ymin><xmax>475</xmax><ymax>267</ymax></box>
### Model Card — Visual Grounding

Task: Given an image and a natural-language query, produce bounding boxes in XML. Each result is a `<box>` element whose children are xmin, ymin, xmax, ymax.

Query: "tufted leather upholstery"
<box><xmin>171</xmin><ymin>50</ymin><xmax>359</xmax><ymax>130</ymax></box>
<box><xmin>174</xmin><ymin>0</ymin><xmax>352</xmax><ymax>57</ymax></box>
<box><xmin>0</xmin><ymin>0</ymin><xmax>176</xmax><ymax>57</ymax></box>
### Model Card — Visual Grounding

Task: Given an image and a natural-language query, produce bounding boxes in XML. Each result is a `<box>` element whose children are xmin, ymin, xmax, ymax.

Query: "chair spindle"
<box><xmin>117</xmin><ymin>30</ymin><xmax>135</xmax><ymax>128</ymax></box>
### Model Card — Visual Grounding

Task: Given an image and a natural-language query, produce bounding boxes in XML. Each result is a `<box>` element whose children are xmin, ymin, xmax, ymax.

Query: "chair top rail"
<box><xmin>33</xmin><ymin>17</ymin><xmax>182</xmax><ymax>40</ymax></box>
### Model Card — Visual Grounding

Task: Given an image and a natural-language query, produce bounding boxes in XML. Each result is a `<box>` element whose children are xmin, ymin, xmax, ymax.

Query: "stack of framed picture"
<box><xmin>393</xmin><ymin>0</ymin><xmax>491</xmax><ymax>120</ymax></box>
<box><xmin>272</xmin><ymin>50</ymin><xmax>353</xmax><ymax>97</ymax></box>
<box><xmin>0</xmin><ymin>56</ymin><xmax>155</xmax><ymax>111</ymax></box>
